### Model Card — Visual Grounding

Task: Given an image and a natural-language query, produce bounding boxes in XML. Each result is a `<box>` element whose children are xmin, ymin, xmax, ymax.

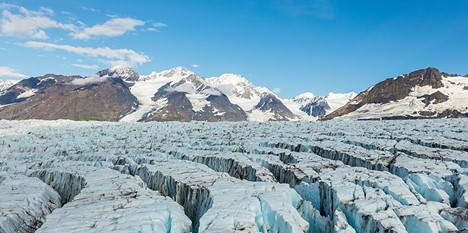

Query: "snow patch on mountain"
<box><xmin>186</xmin><ymin>93</ymin><xmax>210</xmax><ymax>112</ymax></box>
<box><xmin>0</xmin><ymin>80</ymin><xmax>18</xmax><ymax>92</ymax></box>
<box><xmin>120</xmin><ymin>67</ymin><xmax>193</xmax><ymax>122</ymax></box>
<box><xmin>325</xmin><ymin>92</ymin><xmax>357</xmax><ymax>112</ymax></box>
<box><xmin>16</xmin><ymin>89</ymin><xmax>37</xmax><ymax>98</ymax></box>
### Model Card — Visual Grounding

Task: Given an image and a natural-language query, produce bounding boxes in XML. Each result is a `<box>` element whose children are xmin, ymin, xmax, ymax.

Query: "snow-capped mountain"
<box><xmin>1</xmin><ymin>66</ymin><xmax>465</xmax><ymax>122</ymax></box>
<box><xmin>120</xmin><ymin>67</ymin><xmax>247</xmax><ymax>122</ymax></box>
<box><xmin>97</xmin><ymin>65</ymin><xmax>140</xmax><ymax>82</ymax></box>
<box><xmin>0</xmin><ymin>66</ymin><xmax>362</xmax><ymax>122</ymax></box>
<box><xmin>324</xmin><ymin>67</ymin><xmax>468</xmax><ymax>120</ymax></box>
<box><xmin>283</xmin><ymin>91</ymin><xmax>356</xmax><ymax>119</ymax></box>
<box><xmin>207</xmin><ymin>73</ymin><xmax>299</xmax><ymax>121</ymax></box>
<box><xmin>0</xmin><ymin>80</ymin><xmax>18</xmax><ymax>93</ymax></box>
<box><xmin>291</xmin><ymin>92</ymin><xmax>315</xmax><ymax>104</ymax></box>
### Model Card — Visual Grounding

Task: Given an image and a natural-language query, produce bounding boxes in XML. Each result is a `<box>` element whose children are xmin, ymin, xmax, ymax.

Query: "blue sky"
<box><xmin>0</xmin><ymin>1</ymin><xmax>467</xmax><ymax>97</ymax></box>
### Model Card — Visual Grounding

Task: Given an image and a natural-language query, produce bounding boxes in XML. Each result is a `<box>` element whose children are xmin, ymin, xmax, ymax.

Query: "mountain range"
<box><xmin>0</xmin><ymin>67</ymin><xmax>466</xmax><ymax>121</ymax></box>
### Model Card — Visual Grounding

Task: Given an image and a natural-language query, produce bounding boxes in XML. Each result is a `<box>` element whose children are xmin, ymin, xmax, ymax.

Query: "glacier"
<box><xmin>0</xmin><ymin>119</ymin><xmax>467</xmax><ymax>232</ymax></box>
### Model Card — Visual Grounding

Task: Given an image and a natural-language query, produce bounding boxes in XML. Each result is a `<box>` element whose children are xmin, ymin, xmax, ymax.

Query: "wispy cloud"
<box><xmin>70</xmin><ymin>17</ymin><xmax>145</xmax><ymax>40</ymax></box>
<box><xmin>191</xmin><ymin>64</ymin><xmax>199</xmax><ymax>68</ymax></box>
<box><xmin>72</xmin><ymin>63</ymin><xmax>99</xmax><ymax>70</ymax></box>
<box><xmin>80</xmin><ymin>6</ymin><xmax>100</xmax><ymax>13</ymax></box>
<box><xmin>0</xmin><ymin>4</ymin><xmax>76</xmax><ymax>39</ymax></box>
<box><xmin>0</xmin><ymin>66</ymin><xmax>28</xmax><ymax>78</ymax></box>
<box><xmin>70</xmin><ymin>74</ymin><xmax>106</xmax><ymax>86</ymax></box>
<box><xmin>275</xmin><ymin>0</ymin><xmax>335</xmax><ymax>20</ymax></box>
<box><xmin>146</xmin><ymin>22</ymin><xmax>167</xmax><ymax>32</ymax></box>
<box><xmin>272</xmin><ymin>87</ymin><xmax>281</xmax><ymax>95</ymax></box>
<box><xmin>24</xmin><ymin>41</ymin><xmax>150</xmax><ymax>67</ymax></box>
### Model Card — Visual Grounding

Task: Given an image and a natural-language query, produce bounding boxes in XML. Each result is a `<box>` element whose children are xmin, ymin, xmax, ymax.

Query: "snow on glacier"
<box><xmin>0</xmin><ymin>119</ymin><xmax>467</xmax><ymax>232</ymax></box>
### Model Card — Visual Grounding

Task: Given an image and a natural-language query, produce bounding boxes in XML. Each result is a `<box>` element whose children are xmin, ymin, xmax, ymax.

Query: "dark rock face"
<box><xmin>419</xmin><ymin>91</ymin><xmax>449</xmax><ymax>106</ymax></box>
<box><xmin>0</xmin><ymin>76</ymin><xmax>138</xmax><ymax>121</ymax></box>
<box><xmin>299</xmin><ymin>96</ymin><xmax>331</xmax><ymax>117</ymax></box>
<box><xmin>197</xmin><ymin>95</ymin><xmax>247</xmax><ymax>121</ymax></box>
<box><xmin>366</xmin><ymin>67</ymin><xmax>444</xmax><ymax>105</ymax></box>
<box><xmin>0</xmin><ymin>74</ymin><xmax>74</xmax><ymax>105</ymax></box>
<box><xmin>146</xmin><ymin>78</ymin><xmax>247</xmax><ymax>122</ymax></box>
<box><xmin>323</xmin><ymin>67</ymin><xmax>446</xmax><ymax>120</ymax></box>
<box><xmin>256</xmin><ymin>93</ymin><xmax>296</xmax><ymax>121</ymax></box>
<box><xmin>147</xmin><ymin>91</ymin><xmax>193</xmax><ymax>122</ymax></box>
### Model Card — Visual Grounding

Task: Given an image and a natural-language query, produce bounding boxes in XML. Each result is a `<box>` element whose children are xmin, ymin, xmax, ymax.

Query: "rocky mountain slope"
<box><xmin>324</xmin><ymin>67</ymin><xmax>468</xmax><ymax>120</ymax></box>
<box><xmin>0</xmin><ymin>73</ymin><xmax>137</xmax><ymax>121</ymax></box>
<box><xmin>0</xmin><ymin>66</ymin><xmax>354</xmax><ymax>122</ymax></box>
<box><xmin>1</xmin><ymin>66</ymin><xmax>463</xmax><ymax>122</ymax></box>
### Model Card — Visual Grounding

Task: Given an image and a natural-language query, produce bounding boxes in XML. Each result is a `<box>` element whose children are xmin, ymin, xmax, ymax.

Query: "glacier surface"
<box><xmin>0</xmin><ymin>119</ymin><xmax>467</xmax><ymax>232</ymax></box>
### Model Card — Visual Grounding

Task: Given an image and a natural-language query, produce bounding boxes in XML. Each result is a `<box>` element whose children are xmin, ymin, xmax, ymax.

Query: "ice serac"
<box><xmin>165</xmin><ymin>148</ymin><xmax>276</xmax><ymax>182</ymax></box>
<box><xmin>324</xmin><ymin>67</ymin><xmax>468</xmax><ymax>120</ymax></box>
<box><xmin>0</xmin><ymin>119</ymin><xmax>467</xmax><ymax>232</ymax></box>
<box><xmin>31</xmin><ymin>166</ymin><xmax>191</xmax><ymax>233</ymax></box>
<box><xmin>0</xmin><ymin>174</ymin><xmax>61</xmax><ymax>233</ymax></box>
<box><xmin>117</xmin><ymin>159</ymin><xmax>312</xmax><ymax>232</ymax></box>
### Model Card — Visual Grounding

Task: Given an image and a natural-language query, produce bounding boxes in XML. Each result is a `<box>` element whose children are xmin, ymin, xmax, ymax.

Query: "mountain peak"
<box><xmin>97</xmin><ymin>66</ymin><xmax>140</xmax><ymax>82</ymax></box>
<box><xmin>158</xmin><ymin>66</ymin><xmax>195</xmax><ymax>78</ymax></box>
<box><xmin>296</xmin><ymin>92</ymin><xmax>315</xmax><ymax>98</ymax></box>
<box><xmin>210</xmin><ymin>73</ymin><xmax>251</xmax><ymax>86</ymax></box>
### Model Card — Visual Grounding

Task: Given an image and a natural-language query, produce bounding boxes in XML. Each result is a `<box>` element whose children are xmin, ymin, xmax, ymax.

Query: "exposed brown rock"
<box><xmin>0</xmin><ymin>77</ymin><xmax>137</xmax><ymax>121</ymax></box>
<box><xmin>255</xmin><ymin>93</ymin><xmax>296</xmax><ymax>121</ymax></box>
<box><xmin>419</xmin><ymin>91</ymin><xmax>449</xmax><ymax>106</ymax></box>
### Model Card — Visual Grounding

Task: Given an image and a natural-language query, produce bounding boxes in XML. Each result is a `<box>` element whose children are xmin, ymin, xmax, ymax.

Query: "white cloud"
<box><xmin>191</xmin><ymin>64</ymin><xmax>199</xmax><ymax>68</ymax></box>
<box><xmin>272</xmin><ymin>88</ymin><xmax>281</xmax><ymax>95</ymax></box>
<box><xmin>70</xmin><ymin>17</ymin><xmax>144</xmax><ymax>40</ymax></box>
<box><xmin>72</xmin><ymin>63</ymin><xmax>99</xmax><ymax>70</ymax></box>
<box><xmin>71</xmin><ymin>74</ymin><xmax>106</xmax><ymax>85</ymax></box>
<box><xmin>146</xmin><ymin>22</ymin><xmax>167</xmax><ymax>32</ymax></box>
<box><xmin>81</xmin><ymin>6</ymin><xmax>99</xmax><ymax>13</ymax></box>
<box><xmin>0</xmin><ymin>4</ymin><xmax>76</xmax><ymax>39</ymax></box>
<box><xmin>24</xmin><ymin>41</ymin><xmax>150</xmax><ymax>67</ymax></box>
<box><xmin>0</xmin><ymin>66</ymin><xmax>28</xmax><ymax>78</ymax></box>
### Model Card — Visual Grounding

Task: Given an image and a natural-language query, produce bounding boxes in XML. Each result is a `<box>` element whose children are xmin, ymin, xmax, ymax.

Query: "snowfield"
<box><xmin>0</xmin><ymin>119</ymin><xmax>467</xmax><ymax>233</ymax></box>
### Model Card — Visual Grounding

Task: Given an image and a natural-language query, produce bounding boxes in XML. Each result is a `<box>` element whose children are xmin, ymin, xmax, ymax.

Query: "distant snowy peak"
<box><xmin>97</xmin><ymin>66</ymin><xmax>140</xmax><ymax>82</ymax></box>
<box><xmin>208</xmin><ymin>73</ymin><xmax>251</xmax><ymax>86</ymax></box>
<box><xmin>289</xmin><ymin>91</ymin><xmax>355</xmax><ymax>118</ymax></box>
<box><xmin>324</xmin><ymin>67</ymin><xmax>468</xmax><ymax>120</ymax></box>
<box><xmin>291</xmin><ymin>92</ymin><xmax>316</xmax><ymax>106</ymax></box>
<box><xmin>0</xmin><ymin>80</ymin><xmax>19</xmax><ymax>92</ymax></box>
<box><xmin>299</xmin><ymin>97</ymin><xmax>330</xmax><ymax>117</ymax></box>
<box><xmin>158</xmin><ymin>67</ymin><xmax>195</xmax><ymax>79</ymax></box>
<box><xmin>325</xmin><ymin>92</ymin><xmax>357</xmax><ymax>110</ymax></box>
<box><xmin>168</xmin><ymin>73</ymin><xmax>221</xmax><ymax>95</ymax></box>
<box><xmin>207</xmin><ymin>73</ymin><xmax>262</xmax><ymax>99</ymax></box>
<box><xmin>255</xmin><ymin>93</ymin><xmax>297</xmax><ymax>121</ymax></box>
